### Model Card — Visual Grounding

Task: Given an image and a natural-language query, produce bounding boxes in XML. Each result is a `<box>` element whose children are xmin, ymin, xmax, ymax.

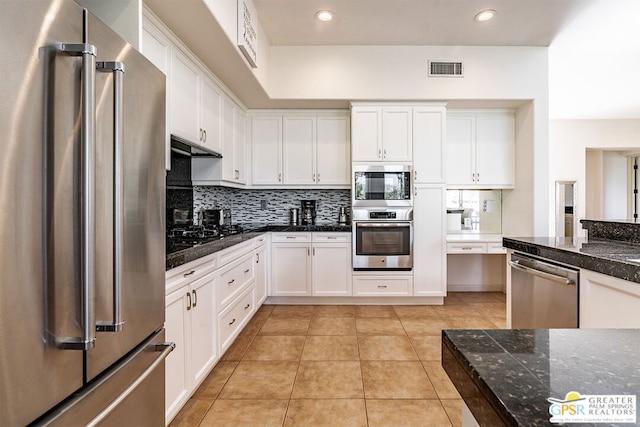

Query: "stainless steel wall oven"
<box><xmin>353</xmin><ymin>208</ymin><xmax>413</xmax><ymax>270</ymax></box>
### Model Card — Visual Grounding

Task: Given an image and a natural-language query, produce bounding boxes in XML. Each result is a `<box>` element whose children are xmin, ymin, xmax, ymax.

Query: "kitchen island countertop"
<box><xmin>442</xmin><ymin>328</ymin><xmax>640</xmax><ymax>426</ymax></box>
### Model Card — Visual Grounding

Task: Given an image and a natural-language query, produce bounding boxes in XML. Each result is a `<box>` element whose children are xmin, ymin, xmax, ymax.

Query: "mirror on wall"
<box><xmin>555</xmin><ymin>181</ymin><xmax>577</xmax><ymax>238</ymax></box>
<box><xmin>446</xmin><ymin>190</ymin><xmax>502</xmax><ymax>234</ymax></box>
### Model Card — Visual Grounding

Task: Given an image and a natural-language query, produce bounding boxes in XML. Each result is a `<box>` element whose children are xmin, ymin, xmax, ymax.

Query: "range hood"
<box><xmin>170</xmin><ymin>134</ymin><xmax>222</xmax><ymax>158</ymax></box>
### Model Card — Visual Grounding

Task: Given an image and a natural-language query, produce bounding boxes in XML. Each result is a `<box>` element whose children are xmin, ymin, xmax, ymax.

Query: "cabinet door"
<box><xmin>475</xmin><ymin>113</ymin><xmax>515</xmax><ymax>188</ymax></box>
<box><xmin>283</xmin><ymin>116</ymin><xmax>315</xmax><ymax>184</ymax></box>
<box><xmin>255</xmin><ymin>245</ymin><xmax>268</xmax><ymax>304</ymax></box>
<box><xmin>413</xmin><ymin>184</ymin><xmax>446</xmax><ymax>296</ymax></box>
<box><xmin>312</xmin><ymin>243</ymin><xmax>352</xmax><ymax>296</ymax></box>
<box><xmin>271</xmin><ymin>243</ymin><xmax>311</xmax><ymax>296</ymax></box>
<box><xmin>171</xmin><ymin>49</ymin><xmax>200</xmax><ymax>144</ymax></box>
<box><xmin>234</xmin><ymin>108</ymin><xmax>247</xmax><ymax>183</ymax></box>
<box><xmin>382</xmin><ymin>107</ymin><xmax>412</xmax><ymax>161</ymax></box>
<box><xmin>446</xmin><ymin>114</ymin><xmax>475</xmax><ymax>186</ymax></box>
<box><xmin>189</xmin><ymin>274</ymin><xmax>217</xmax><ymax>387</ymax></box>
<box><xmin>251</xmin><ymin>116</ymin><xmax>282</xmax><ymax>185</ymax></box>
<box><xmin>316</xmin><ymin>115</ymin><xmax>350</xmax><ymax>186</ymax></box>
<box><xmin>141</xmin><ymin>16</ymin><xmax>171</xmax><ymax>170</ymax></box>
<box><xmin>164</xmin><ymin>288</ymin><xmax>189</xmax><ymax>423</ymax></box>
<box><xmin>221</xmin><ymin>97</ymin><xmax>235</xmax><ymax>182</ymax></box>
<box><xmin>351</xmin><ymin>106</ymin><xmax>382</xmax><ymax>161</ymax></box>
<box><xmin>201</xmin><ymin>77</ymin><xmax>223</xmax><ymax>155</ymax></box>
<box><xmin>413</xmin><ymin>107</ymin><xmax>445</xmax><ymax>182</ymax></box>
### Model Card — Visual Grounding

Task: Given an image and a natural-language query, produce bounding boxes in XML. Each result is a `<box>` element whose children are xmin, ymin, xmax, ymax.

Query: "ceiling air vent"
<box><xmin>428</xmin><ymin>61</ymin><xmax>464</xmax><ymax>77</ymax></box>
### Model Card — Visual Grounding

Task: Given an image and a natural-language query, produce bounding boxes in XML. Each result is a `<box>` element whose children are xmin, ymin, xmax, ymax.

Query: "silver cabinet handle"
<box><xmin>199</xmin><ymin>128</ymin><xmax>202</xmax><ymax>141</ymax></box>
<box><xmin>313</xmin><ymin>247</ymin><xmax>316</xmax><ymax>256</ymax></box>
<box><xmin>183</xmin><ymin>270</ymin><xmax>196</xmax><ymax>277</ymax></box>
<box><xmin>278</xmin><ymin>172</ymin><xmax>282</xmax><ymax>182</ymax></box>
<box><xmin>377</xmin><ymin>285</ymin><xmax>388</xmax><ymax>289</ymax></box>
<box><xmin>192</xmin><ymin>289</ymin><xmax>197</xmax><ymax>308</ymax></box>
<box><xmin>383</xmin><ymin>148</ymin><xmax>387</xmax><ymax>158</ymax></box>
<box><xmin>307</xmin><ymin>247</ymin><xmax>310</xmax><ymax>256</ymax></box>
<box><xmin>244</xmin><ymin>268</ymin><xmax>250</xmax><ymax>273</ymax></box>
<box><xmin>317</xmin><ymin>173</ymin><xmax>320</xmax><ymax>183</ymax></box>
<box><xmin>327</xmin><ymin>236</ymin><xmax>337</xmax><ymax>240</ymax></box>
<box><xmin>378</xmin><ymin>148</ymin><xmax>382</xmax><ymax>158</ymax></box>
<box><xmin>312</xmin><ymin>173</ymin><xmax>315</xmax><ymax>181</ymax></box>
<box><xmin>228</xmin><ymin>279</ymin><xmax>235</xmax><ymax>285</ymax></box>
<box><xmin>186</xmin><ymin>292</ymin><xmax>192</xmax><ymax>310</ymax></box>
<box><xmin>414</xmin><ymin>186</ymin><xmax>418</xmax><ymax>196</ymax></box>
<box><xmin>203</xmin><ymin>129</ymin><xmax>207</xmax><ymax>142</ymax></box>
<box><xmin>286</xmin><ymin>236</ymin><xmax>296</xmax><ymax>239</ymax></box>
<box><xmin>229</xmin><ymin>318</ymin><xmax>236</xmax><ymax>326</ymax></box>
<box><xmin>256</xmin><ymin>253</ymin><xmax>260</xmax><ymax>263</ymax></box>
<box><xmin>57</xmin><ymin>42</ymin><xmax>97</xmax><ymax>350</ymax></box>
<box><xmin>96</xmin><ymin>61</ymin><xmax>125</xmax><ymax>333</ymax></box>
<box><xmin>244</xmin><ymin>304</ymin><xmax>250</xmax><ymax>310</ymax></box>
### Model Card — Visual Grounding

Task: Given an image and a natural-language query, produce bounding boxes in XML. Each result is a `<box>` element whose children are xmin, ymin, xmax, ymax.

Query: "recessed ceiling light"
<box><xmin>474</xmin><ymin>9</ymin><xmax>497</xmax><ymax>22</ymax></box>
<box><xmin>315</xmin><ymin>10</ymin><xmax>334</xmax><ymax>21</ymax></box>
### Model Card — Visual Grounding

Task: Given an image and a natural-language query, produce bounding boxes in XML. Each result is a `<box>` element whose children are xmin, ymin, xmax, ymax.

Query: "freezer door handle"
<box><xmin>96</xmin><ymin>61</ymin><xmax>126</xmax><ymax>333</ymax></box>
<box><xmin>56</xmin><ymin>42</ymin><xmax>97</xmax><ymax>350</ymax></box>
<box><xmin>86</xmin><ymin>341</ymin><xmax>175</xmax><ymax>427</ymax></box>
<box><xmin>508</xmin><ymin>260</ymin><xmax>576</xmax><ymax>286</ymax></box>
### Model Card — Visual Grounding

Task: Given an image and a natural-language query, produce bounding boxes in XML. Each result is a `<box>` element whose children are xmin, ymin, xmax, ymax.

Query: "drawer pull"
<box><xmin>462</xmin><ymin>247</ymin><xmax>473</xmax><ymax>250</ymax></box>
<box><xmin>186</xmin><ymin>292</ymin><xmax>192</xmax><ymax>310</ymax></box>
<box><xmin>286</xmin><ymin>236</ymin><xmax>296</xmax><ymax>239</ymax></box>
<box><xmin>229</xmin><ymin>318</ymin><xmax>236</xmax><ymax>326</ymax></box>
<box><xmin>244</xmin><ymin>268</ymin><xmax>250</xmax><ymax>273</ymax></box>
<box><xmin>244</xmin><ymin>304</ymin><xmax>250</xmax><ymax>310</ymax></box>
<box><xmin>192</xmin><ymin>289</ymin><xmax>197</xmax><ymax>308</ymax></box>
<box><xmin>327</xmin><ymin>236</ymin><xmax>337</xmax><ymax>240</ymax></box>
<box><xmin>377</xmin><ymin>285</ymin><xmax>388</xmax><ymax>289</ymax></box>
<box><xmin>183</xmin><ymin>270</ymin><xmax>196</xmax><ymax>277</ymax></box>
<box><xmin>228</xmin><ymin>279</ymin><xmax>235</xmax><ymax>285</ymax></box>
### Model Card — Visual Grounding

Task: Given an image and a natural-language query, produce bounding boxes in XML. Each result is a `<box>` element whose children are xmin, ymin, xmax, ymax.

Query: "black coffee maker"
<box><xmin>300</xmin><ymin>200</ymin><xmax>317</xmax><ymax>225</ymax></box>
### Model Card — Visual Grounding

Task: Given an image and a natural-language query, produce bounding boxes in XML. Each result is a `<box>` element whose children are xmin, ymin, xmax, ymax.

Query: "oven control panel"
<box><xmin>369</xmin><ymin>211</ymin><xmax>397</xmax><ymax>219</ymax></box>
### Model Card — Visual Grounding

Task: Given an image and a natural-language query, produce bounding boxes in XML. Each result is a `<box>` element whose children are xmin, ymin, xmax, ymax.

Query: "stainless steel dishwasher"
<box><xmin>509</xmin><ymin>252</ymin><xmax>579</xmax><ymax>328</ymax></box>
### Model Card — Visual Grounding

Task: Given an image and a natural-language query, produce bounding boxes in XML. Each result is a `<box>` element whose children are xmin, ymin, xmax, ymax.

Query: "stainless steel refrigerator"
<box><xmin>0</xmin><ymin>0</ymin><xmax>171</xmax><ymax>425</ymax></box>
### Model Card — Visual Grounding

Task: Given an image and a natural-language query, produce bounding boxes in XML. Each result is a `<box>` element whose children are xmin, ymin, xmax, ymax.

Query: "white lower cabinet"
<box><xmin>579</xmin><ymin>269</ymin><xmax>640</xmax><ymax>328</ymax></box>
<box><xmin>353</xmin><ymin>275</ymin><xmax>413</xmax><ymax>296</ymax></box>
<box><xmin>413</xmin><ymin>184</ymin><xmax>447</xmax><ymax>297</ymax></box>
<box><xmin>164</xmin><ymin>271</ymin><xmax>217</xmax><ymax>424</ymax></box>
<box><xmin>164</xmin><ymin>234</ymin><xmax>267</xmax><ymax>424</ymax></box>
<box><xmin>271</xmin><ymin>232</ymin><xmax>352</xmax><ymax>296</ymax></box>
<box><xmin>255</xmin><ymin>238</ymin><xmax>268</xmax><ymax>304</ymax></box>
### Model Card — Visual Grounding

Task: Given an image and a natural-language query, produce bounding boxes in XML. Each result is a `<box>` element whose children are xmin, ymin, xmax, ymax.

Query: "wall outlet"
<box><xmin>261</xmin><ymin>200</ymin><xmax>267</xmax><ymax>210</ymax></box>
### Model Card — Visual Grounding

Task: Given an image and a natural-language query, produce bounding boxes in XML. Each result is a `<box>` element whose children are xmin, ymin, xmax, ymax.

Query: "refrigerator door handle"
<box><xmin>57</xmin><ymin>42</ymin><xmax>97</xmax><ymax>350</ymax></box>
<box><xmin>85</xmin><ymin>342</ymin><xmax>175</xmax><ymax>427</ymax></box>
<box><xmin>96</xmin><ymin>61</ymin><xmax>126</xmax><ymax>333</ymax></box>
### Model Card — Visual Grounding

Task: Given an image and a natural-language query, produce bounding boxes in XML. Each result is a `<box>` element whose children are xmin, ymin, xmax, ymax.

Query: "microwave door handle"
<box><xmin>96</xmin><ymin>61</ymin><xmax>125</xmax><ymax>333</ymax></box>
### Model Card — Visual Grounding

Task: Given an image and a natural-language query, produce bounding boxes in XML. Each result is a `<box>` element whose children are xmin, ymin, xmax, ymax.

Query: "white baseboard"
<box><xmin>264</xmin><ymin>296</ymin><xmax>445</xmax><ymax>305</ymax></box>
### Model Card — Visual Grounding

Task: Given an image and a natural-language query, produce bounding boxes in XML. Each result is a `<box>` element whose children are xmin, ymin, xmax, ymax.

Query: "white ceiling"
<box><xmin>251</xmin><ymin>0</ymin><xmax>640</xmax><ymax>118</ymax></box>
<box><xmin>253</xmin><ymin>0</ymin><xmax>587</xmax><ymax>47</ymax></box>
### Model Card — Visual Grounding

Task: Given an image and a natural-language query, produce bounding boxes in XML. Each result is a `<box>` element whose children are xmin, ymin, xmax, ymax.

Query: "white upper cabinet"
<box><xmin>141</xmin><ymin>11</ymin><xmax>171</xmax><ymax>169</ymax></box>
<box><xmin>283</xmin><ymin>116</ymin><xmax>316</xmax><ymax>185</ymax></box>
<box><xmin>251</xmin><ymin>116</ymin><xmax>282</xmax><ymax>185</ymax></box>
<box><xmin>412</xmin><ymin>105</ymin><xmax>446</xmax><ymax>183</ymax></box>
<box><xmin>171</xmin><ymin>48</ymin><xmax>201</xmax><ymax>145</ymax></box>
<box><xmin>200</xmin><ymin>78</ymin><xmax>223</xmax><ymax>155</ymax></box>
<box><xmin>446</xmin><ymin>111</ymin><xmax>515</xmax><ymax>188</ymax></box>
<box><xmin>251</xmin><ymin>111</ymin><xmax>350</xmax><ymax>188</ymax></box>
<box><xmin>316</xmin><ymin>115</ymin><xmax>351</xmax><ymax>186</ymax></box>
<box><xmin>351</xmin><ymin>104</ymin><xmax>412</xmax><ymax>162</ymax></box>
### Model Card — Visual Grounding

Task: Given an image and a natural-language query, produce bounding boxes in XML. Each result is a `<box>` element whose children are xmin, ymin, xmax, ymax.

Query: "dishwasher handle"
<box><xmin>509</xmin><ymin>260</ymin><xmax>576</xmax><ymax>286</ymax></box>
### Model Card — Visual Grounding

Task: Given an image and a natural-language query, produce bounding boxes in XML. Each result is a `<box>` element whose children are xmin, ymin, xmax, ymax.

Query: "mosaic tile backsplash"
<box><xmin>194</xmin><ymin>186</ymin><xmax>351</xmax><ymax>225</ymax></box>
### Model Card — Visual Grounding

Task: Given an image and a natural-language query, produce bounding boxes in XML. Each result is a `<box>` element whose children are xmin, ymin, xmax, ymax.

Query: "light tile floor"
<box><xmin>169</xmin><ymin>292</ymin><xmax>506</xmax><ymax>427</ymax></box>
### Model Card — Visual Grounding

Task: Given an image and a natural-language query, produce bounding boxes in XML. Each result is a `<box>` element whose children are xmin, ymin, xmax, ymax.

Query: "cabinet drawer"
<box><xmin>219</xmin><ymin>285</ymin><xmax>255</xmax><ymax>353</ymax></box>
<box><xmin>353</xmin><ymin>276</ymin><xmax>413</xmax><ymax>296</ymax></box>
<box><xmin>218</xmin><ymin>238</ymin><xmax>256</xmax><ymax>267</ymax></box>
<box><xmin>486</xmin><ymin>242</ymin><xmax>506</xmax><ymax>254</ymax></box>
<box><xmin>254</xmin><ymin>234</ymin><xmax>268</xmax><ymax>247</ymax></box>
<box><xmin>165</xmin><ymin>254</ymin><xmax>217</xmax><ymax>294</ymax></box>
<box><xmin>217</xmin><ymin>252</ymin><xmax>255</xmax><ymax>311</ymax></box>
<box><xmin>271</xmin><ymin>232</ymin><xmax>312</xmax><ymax>243</ymax></box>
<box><xmin>312</xmin><ymin>232</ymin><xmax>351</xmax><ymax>243</ymax></box>
<box><xmin>446</xmin><ymin>242</ymin><xmax>486</xmax><ymax>254</ymax></box>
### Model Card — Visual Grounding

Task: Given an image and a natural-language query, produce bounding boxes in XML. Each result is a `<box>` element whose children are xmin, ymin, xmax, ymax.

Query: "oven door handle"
<box><xmin>356</xmin><ymin>222</ymin><xmax>412</xmax><ymax>228</ymax></box>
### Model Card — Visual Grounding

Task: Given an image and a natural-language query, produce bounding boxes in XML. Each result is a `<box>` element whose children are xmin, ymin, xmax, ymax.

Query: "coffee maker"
<box><xmin>300</xmin><ymin>200</ymin><xmax>317</xmax><ymax>225</ymax></box>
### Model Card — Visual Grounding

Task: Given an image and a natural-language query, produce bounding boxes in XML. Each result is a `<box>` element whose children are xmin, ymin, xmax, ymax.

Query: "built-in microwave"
<box><xmin>352</xmin><ymin>164</ymin><xmax>412</xmax><ymax>207</ymax></box>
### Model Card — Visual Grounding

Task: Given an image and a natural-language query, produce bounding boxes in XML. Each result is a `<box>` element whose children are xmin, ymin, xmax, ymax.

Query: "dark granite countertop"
<box><xmin>503</xmin><ymin>237</ymin><xmax>640</xmax><ymax>284</ymax></box>
<box><xmin>166</xmin><ymin>223</ymin><xmax>352</xmax><ymax>270</ymax></box>
<box><xmin>442</xmin><ymin>328</ymin><xmax>640</xmax><ymax>426</ymax></box>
